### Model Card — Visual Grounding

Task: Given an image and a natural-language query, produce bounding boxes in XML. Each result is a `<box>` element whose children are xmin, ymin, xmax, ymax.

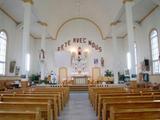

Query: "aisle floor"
<box><xmin>59</xmin><ymin>92</ymin><xmax>97</xmax><ymax>120</ymax></box>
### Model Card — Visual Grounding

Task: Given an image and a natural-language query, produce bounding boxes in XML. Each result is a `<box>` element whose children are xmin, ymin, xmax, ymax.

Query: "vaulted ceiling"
<box><xmin>0</xmin><ymin>0</ymin><xmax>159</xmax><ymax>40</ymax></box>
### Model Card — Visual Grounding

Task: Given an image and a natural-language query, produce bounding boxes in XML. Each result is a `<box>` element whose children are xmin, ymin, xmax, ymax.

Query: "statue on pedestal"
<box><xmin>39</xmin><ymin>49</ymin><xmax>45</xmax><ymax>62</ymax></box>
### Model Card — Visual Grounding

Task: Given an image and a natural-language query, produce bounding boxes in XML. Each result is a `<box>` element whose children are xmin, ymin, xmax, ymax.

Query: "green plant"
<box><xmin>29</xmin><ymin>74</ymin><xmax>40</xmax><ymax>83</ymax></box>
<box><xmin>39</xmin><ymin>77</ymin><xmax>49</xmax><ymax>84</ymax></box>
<box><xmin>104</xmin><ymin>69</ymin><xmax>114</xmax><ymax>77</ymax></box>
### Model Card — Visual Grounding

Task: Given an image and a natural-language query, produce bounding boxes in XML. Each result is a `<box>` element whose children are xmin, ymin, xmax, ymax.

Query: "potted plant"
<box><xmin>104</xmin><ymin>69</ymin><xmax>114</xmax><ymax>83</ymax></box>
<box><xmin>29</xmin><ymin>74</ymin><xmax>40</xmax><ymax>85</ymax></box>
<box><xmin>39</xmin><ymin>77</ymin><xmax>49</xmax><ymax>84</ymax></box>
<box><xmin>104</xmin><ymin>69</ymin><xmax>114</xmax><ymax>77</ymax></box>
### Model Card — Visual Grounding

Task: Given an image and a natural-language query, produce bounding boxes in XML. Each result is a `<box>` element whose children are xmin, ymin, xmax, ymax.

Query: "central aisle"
<box><xmin>59</xmin><ymin>92</ymin><xmax>97</xmax><ymax>120</ymax></box>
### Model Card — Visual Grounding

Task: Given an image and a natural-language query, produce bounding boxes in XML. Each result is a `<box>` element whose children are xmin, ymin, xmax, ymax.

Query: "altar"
<box><xmin>71</xmin><ymin>75</ymin><xmax>89</xmax><ymax>85</ymax></box>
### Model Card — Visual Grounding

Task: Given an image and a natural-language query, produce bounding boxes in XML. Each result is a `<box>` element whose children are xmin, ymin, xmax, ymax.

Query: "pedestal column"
<box><xmin>38</xmin><ymin>21</ymin><xmax>47</xmax><ymax>80</ymax></box>
<box><xmin>111</xmin><ymin>25</ymin><xmax>119</xmax><ymax>84</ymax></box>
<box><xmin>21</xmin><ymin>0</ymin><xmax>32</xmax><ymax>79</ymax></box>
<box><xmin>124</xmin><ymin>0</ymin><xmax>136</xmax><ymax>79</ymax></box>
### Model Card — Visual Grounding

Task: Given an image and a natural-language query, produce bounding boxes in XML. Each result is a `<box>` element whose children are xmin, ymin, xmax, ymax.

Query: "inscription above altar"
<box><xmin>57</xmin><ymin>38</ymin><xmax>102</xmax><ymax>52</ymax></box>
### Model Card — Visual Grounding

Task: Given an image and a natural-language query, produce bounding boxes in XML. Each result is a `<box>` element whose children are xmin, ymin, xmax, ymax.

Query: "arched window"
<box><xmin>150</xmin><ymin>29</ymin><xmax>159</xmax><ymax>74</ymax></box>
<box><xmin>0</xmin><ymin>30</ymin><xmax>7</xmax><ymax>75</ymax></box>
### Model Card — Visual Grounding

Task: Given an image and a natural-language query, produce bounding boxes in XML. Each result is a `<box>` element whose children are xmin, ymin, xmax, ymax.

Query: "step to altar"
<box><xmin>69</xmin><ymin>85</ymin><xmax>88</xmax><ymax>91</ymax></box>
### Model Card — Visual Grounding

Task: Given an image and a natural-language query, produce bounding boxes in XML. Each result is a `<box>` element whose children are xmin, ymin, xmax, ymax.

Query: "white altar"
<box><xmin>71</xmin><ymin>74</ymin><xmax>89</xmax><ymax>85</ymax></box>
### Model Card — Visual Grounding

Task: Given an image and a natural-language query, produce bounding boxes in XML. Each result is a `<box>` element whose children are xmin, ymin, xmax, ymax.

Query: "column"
<box><xmin>39</xmin><ymin>21</ymin><xmax>47</xmax><ymax>80</ymax></box>
<box><xmin>111</xmin><ymin>25</ymin><xmax>119</xmax><ymax>84</ymax></box>
<box><xmin>21</xmin><ymin>0</ymin><xmax>32</xmax><ymax>79</ymax></box>
<box><xmin>124</xmin><ymin>0</ymin><xmax>136</xmax><ymax>79</ymax></box>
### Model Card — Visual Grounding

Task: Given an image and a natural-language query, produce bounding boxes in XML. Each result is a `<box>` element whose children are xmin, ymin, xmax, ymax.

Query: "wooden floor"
<box><xmin>59</xmin><ymin>92</ymin><xmax>97</xmax><ymax>120</ymax></box>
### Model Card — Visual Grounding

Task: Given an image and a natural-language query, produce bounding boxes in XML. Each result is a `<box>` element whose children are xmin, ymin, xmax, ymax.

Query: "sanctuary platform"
<box><xmin>69</xmin><ymin>85</ymin><xmax>88</xmax><ymax>91</ymax></box>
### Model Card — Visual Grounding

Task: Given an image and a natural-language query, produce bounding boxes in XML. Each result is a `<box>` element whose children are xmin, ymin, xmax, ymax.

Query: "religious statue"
<box><xmin>50</xmin><ymin>71</ymin><xmax>57</xmax><ymax>84</ymax></box>
<box><xmin>39</xmin><ymin>49</ymin><xmax>45</xmax><ymax>62</ymax></box>
<box><xmin>71</xmin><ymin>52</ymin><xmax>76</xmax><ymax>66</ymax></box>
<box><xmin>101</xmin><ymin>57</ymin><xmax>104</xmax><ymax>67</ymax></box>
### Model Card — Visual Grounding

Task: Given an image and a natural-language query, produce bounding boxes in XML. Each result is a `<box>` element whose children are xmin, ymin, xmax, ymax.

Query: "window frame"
<box><xmin>0</xmin><ymin>29</ymin><xmax>8</xmax><ymax>76</ymax></box>
<box><xmin>149</xmin><ymin>28</ymin><xmax>160</xmax><ymax>75</ymax></box>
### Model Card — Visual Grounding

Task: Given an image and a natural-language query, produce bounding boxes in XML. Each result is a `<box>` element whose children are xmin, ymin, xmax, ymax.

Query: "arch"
<box><xmin>53</xmin><ymin>17</ymin><xmax>107</xmax><ymax>40</ymax></box>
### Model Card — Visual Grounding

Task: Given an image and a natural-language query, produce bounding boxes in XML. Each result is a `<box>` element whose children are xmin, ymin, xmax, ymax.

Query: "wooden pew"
<box><xmin>0</xmin><ymin>79</ymin><xmax>20</xmax><ymax>90</ymax></box>
<box><xmin>110</xmin><ymin>107</ymin><xmax>160</xmax><ymax>120</ymax></box>
<box><xmin>0</xmin><ymin>87</ymin><xmax>70</xmax><ymax>112</ymax></box>
<box><xmin>0</xmin><ymin>89</ymin><xmax>64</xmax><ymax>111</ymax></box>
<box><xmin>0</xmin><ymin>96</ymin><xmax>58</xmax><ymax>120</ymax></box>
<box><xmin>95</xmin><ymin>92</ymin><xmax>141</xmax><ymax>112</ymax></box>
<box><xmin>0</xmin><ymin>101</ymin><xmax>54</xmax><ymax>120</ymax></box>
<box><xmin>89</xmin><ymin>86</ymin><xmax>157</xmax><ymax>106</ymax></box>
<box><xmin>94</xmin><ymin>92</ymin><xmax>140</xmax><ymax>111</ymax></box>
<box><xmin>1</xmin><ymin>93</ymin><xmax>61</xmax><ymax>115</ymax></box>
<box><xmin>92</xmin><ymin>87</ymin><xmax>160</xmax><ymax>113</ymax></box>
<box><xmin>102</xmin><ymin>100</ymin><xmax>160</xmax><ymax>120</ymax></box>
<box><xmin>96</xmin><ymin>91</ymin><xmax>160</xmax><ymax>115</ymax></box>
<box><xmin>100</xmin><ymin>95</ymin><xmax>160</xmax><ymax>120</ymax></box>
<box><xmin>88</xmin><ymin>87</ymin><xmax>126</xmax><ymax>106</ymax></box>
<box><xmin>28</xmin><ymin>87</ymin><xmax>70</xmax><ymax>103</ymax></box>
<box><xmin>88</xmin><ymin>86</ymin><xmax>156</xmax><ymax>100</ymax></box>
<box><xmin>0</xmin><ymin>84</ymin><xmax>70</xmax><ymax>120</ymax></box>
<box><xmin>1</xmin><ymin>86</ymin><xmax>70</xmax><ymax>105</ymax></box>
<box><xmin>89</xmin><ymin>86</ymin><xmax>160</xmax><ymax>120</ymax></box>
<box><xmin>0</xmin><ymin>109</ymin><xmax>43</xmax><ymax>120</ymax></box>
<box><xmin>24</xmin><ymin>87</ymin><xmax>69</xmax><ymax>106</ymax></box>
<box><xmin>0</xmin><ymin>86</ymin><xmax>70</xmax><ymax>120</ymax></box>
<box><xmin>21</xmin><ymin>92</ymin><xmax>63</xmax><ymax>111</ymax></box>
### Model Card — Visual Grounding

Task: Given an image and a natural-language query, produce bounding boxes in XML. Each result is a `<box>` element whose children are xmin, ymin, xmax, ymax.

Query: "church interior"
<box><xmin>0</xmin><ymin>0</ymin><xmax>160</xmax><ymax>119</ymax></box>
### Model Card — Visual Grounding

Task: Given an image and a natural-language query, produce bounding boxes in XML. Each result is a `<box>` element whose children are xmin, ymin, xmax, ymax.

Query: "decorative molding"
<box><xmin>0</xmin><ymin>7</ymin><xmax>20</xmax><ymax>25</ymax></box>
<box><xmin>105</xmin><ymin>36</ymin><xmax>112</xmax><ymax>39</ymax></box>
<box><xmin>30</xmin><ymin>34</ymin><xmax>39</xmax><ymax>39</ymax></box>
<box><xmin>0</xmin><ymin>6</ymin><xmax>129</xmax><ymax>41</ymax></box>
<box><xmin>110</xmin><ymin>20</ymin><xmax>121</xmax><ymax>26</ymax></box>
<box><xmin>37</xmin><ymin>21</ymin><xmax>48</xmax><ymax>27</ymax></box>
<box><xmin>53</xmin><ymin>17</ymin><xmax>110</xmax><ymax>40</ymax></box>
<box><xmin>123</xmin><ymin>0</ymin><xmax>134</xmax><ymax>4</ymax></box>
<box><xmin>47</xmin><ymin>37</ymin><xmax>54</xmax><ymax>40</ymax></box>
<box><xmin>32</xmin><ymin>35</ymin><xmax>54</xmax><ymax>40</ymax></box>
<box><xmin>136</xmin><ymin>5</ymin><xmax>159</xmax><ymax>25</ymax></box>
<box><xmin>117</xmin><ymin>33</ymin><xmax>128</xmax><ymax>39</ymax></box>
<box><xmin>0</xmin><ymin>8</ymin><xmax>126</xmax><ymax>41</ymax></box>
<box><xmin>0</xmin><ymin>6</ymin><xmax>52</xmax><ymax>40</ymax></box>
<box><xmin>23</xmin><ymin>0</ymin><xmax>33</xmax><ymax>4</ymax></box>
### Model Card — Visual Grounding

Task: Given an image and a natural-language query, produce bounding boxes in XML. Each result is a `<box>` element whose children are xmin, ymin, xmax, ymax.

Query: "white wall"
<box><xmin>2</xmin><ymin>6</ymin><xmax>160</xmax><ymax>84</ymax></box>
<box><xmin>48</xmin><ymin>19</ymin><xmax>127</xmax><ymax>77</ymax></box>
<box><xmin>134</xmin><ymin>8</ymin><xmax>160</xmax><ymax>83</ymax></box>
<box><xmin>135</xmin><ymin>8</ymin><xmax>160</xmax><ymax>67</ymax></box>
<box><xmin>28</xmin><ymin>4</ymin><xmax>160</xmax><ymax>83</ymax></box>
<box><xmin>0</xmin><ymin>10</ymin><xmax>38</xmax><ymax>76</ymax></box>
